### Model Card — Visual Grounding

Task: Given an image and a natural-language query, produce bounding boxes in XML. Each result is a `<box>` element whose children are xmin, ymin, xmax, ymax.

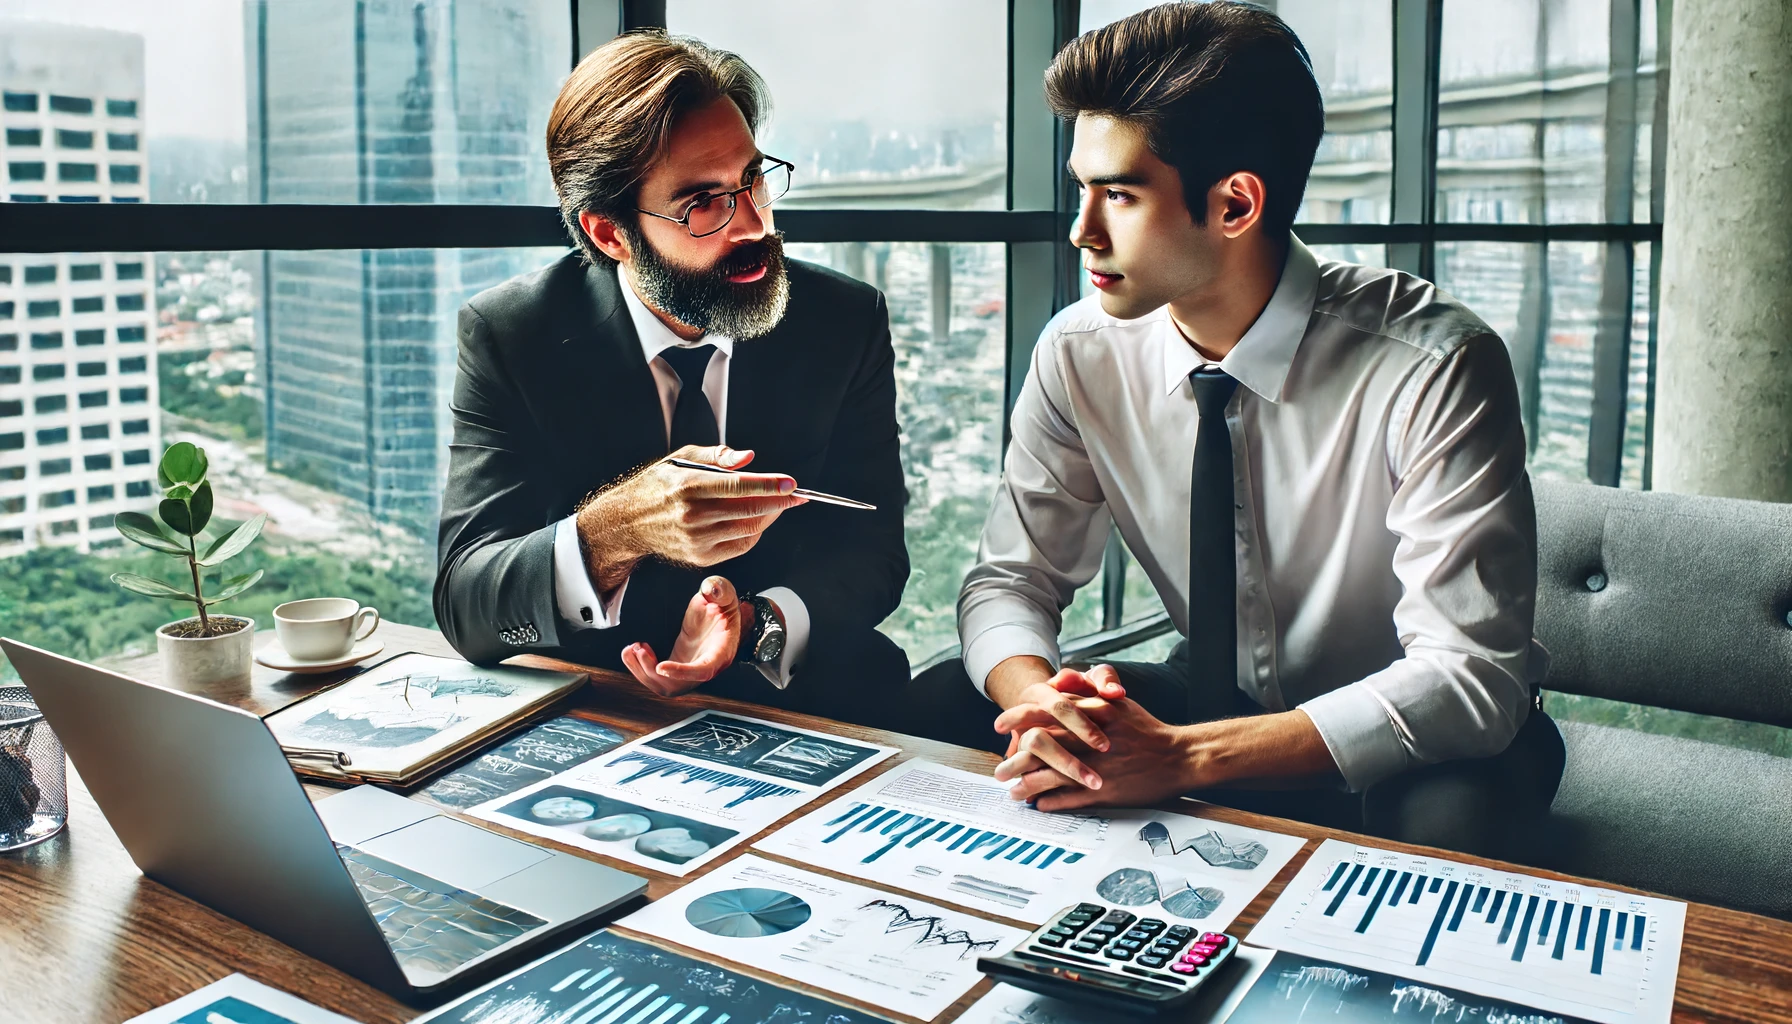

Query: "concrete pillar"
<box><xmin>930</xmin><ymin>243</ymin><xmax>952</xmax><ymax>346</ymax></box>
<box><xmin>1652</xmin><ymin>0</ymin><xmax>1792</xmax><ymax>500</ymax></box>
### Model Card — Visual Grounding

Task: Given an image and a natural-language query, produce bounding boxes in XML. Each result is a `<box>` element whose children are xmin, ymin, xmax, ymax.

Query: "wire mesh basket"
<box><xmin>0</xmin><ymin>686</ymin><xmax>67</xmax><ymax>852</ymax></box>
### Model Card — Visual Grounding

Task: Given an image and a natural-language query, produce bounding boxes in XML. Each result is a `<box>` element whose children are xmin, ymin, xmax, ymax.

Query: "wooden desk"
<box><xmin>1</xmin><ymin>621</ymin><xmax>1787</xmax><ymax>1023</ymax></box>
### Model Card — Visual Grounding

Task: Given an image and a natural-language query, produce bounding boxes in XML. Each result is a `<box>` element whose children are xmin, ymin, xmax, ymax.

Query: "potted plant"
<box><xmin>111</xmin><ymin>442</ymin><xmax>269</xmax><ymax>687</ymax></box>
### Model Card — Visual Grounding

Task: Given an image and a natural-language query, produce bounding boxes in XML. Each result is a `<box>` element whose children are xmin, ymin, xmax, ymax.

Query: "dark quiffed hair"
<box><xmin>1045</xmin><ymin>2</ymin><xmax>1324</xmax><ymax>239</ymax></box>
<box><xmin>547</xmin><ymin>30</ymin><xmax>769</xmax><ymax>265</ymax></box>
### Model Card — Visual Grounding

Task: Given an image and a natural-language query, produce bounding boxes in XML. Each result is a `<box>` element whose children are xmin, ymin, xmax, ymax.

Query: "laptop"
<box><xmin>0</xmin><ymin>639</ymin><xmax>647</xmax><ymax>1000</ymax></box>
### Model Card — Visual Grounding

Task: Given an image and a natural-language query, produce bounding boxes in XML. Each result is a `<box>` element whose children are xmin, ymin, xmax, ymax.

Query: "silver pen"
<box><xmin>665</xmin><ymin>457</ymin><xmax>877</xmax><ymax>510</ymax></box>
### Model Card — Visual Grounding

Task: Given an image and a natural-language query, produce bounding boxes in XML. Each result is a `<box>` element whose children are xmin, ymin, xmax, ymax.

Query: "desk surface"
<box><xmin>1</xmin><ymin>621</ymin><xmax>1787</xmax><ymax>1024</ymax></box>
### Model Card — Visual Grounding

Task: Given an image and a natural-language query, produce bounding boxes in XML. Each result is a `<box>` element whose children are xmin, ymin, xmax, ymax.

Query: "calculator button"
<box><xmin>1120</xmin><ymin>928</ymin><xmax>1152</xmax><ymax>941</ymax></box>
<box><xmin>1201</xmin><ymin>932</ymin><xmax>1230</xmax><ymax>946</ymax></box>
<box><xmin>1165</xmin><ymin>925</ymin><xmax>1193</xmax><ymax>940</ymax></box>
<box><xmin>1074</xmin><ymin>903</ymin><xmax>1105</xmax><ymax>916</ymax></box>
<box><xmin>1104</xmin><ymin>947</ymin><xmax>1135</xmax><ymax>961</ymax></box>
<box><xmin>1112</xmin><ymin>939</ymin><xmax>1144</xmax><ymax>952</ymax></box>
<box><xmin>1048</xmin><ymin>926</ymin><xmax>1079</xmax><ymax>938</ymax></box>
<box><xmin>1036</xmin><ymin>936</ymin><xmax>1067</xmax><ymax>948</ymax></box>
<box><xmin>1102</xmin><ymin>910</ymin><xmax>1137</xmax><ymax>924</ymax></box>
<box><xmin>1137</xmin><ymin>919</ymin><xmax>1166</xmax><ymax>932</ymax></box>
<box><xmin>1135</xmin><ymin>954</ymin><xmax>1169</xmax><ymax>969</ymax></box>
<box><xmin>1170</xmin><ymin>962</ymin><xmax>1198</xmax><ymax>974</ymax></box>
<box><xmin>1180</xmin><ymin>951</ymin><xmax>1209</xmax><ymax>967</ymax></box>
<box><xmin>1070</xmin><ymin>941</ymin><xmax>1105</xmax><ymax>954</ymax></box>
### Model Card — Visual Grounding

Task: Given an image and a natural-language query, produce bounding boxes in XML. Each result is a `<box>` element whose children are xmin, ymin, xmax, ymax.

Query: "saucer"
<box><xmin>256</xmin><ymin>638</ymin><xmax>385</xmax><ymax>674</ymax></box>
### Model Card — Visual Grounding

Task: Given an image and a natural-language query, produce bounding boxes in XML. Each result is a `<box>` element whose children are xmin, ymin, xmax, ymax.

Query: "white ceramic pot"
<box><xmin>156</xmin><ymin>615</ymin><xmax>255</xmax><ymax>689</ymax></box>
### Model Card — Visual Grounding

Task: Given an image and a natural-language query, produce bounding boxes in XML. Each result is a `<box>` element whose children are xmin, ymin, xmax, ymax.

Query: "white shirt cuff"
<box><xmin>754</xmin><ymin>586</ymin><xmax>808</xmax><ymax>690</ymax></box>
<box><xmin>1297</xmin><ymin>683</ymin><xmax>1411</xmax><ymax>793</ymax></box>
<box><xmin>553</xmin><ymin>514</ymin><xmax>628</xmax><ymax>630</ymax></box>
<box><xmin>961</xmin><ymin>623</ymin><xmax>1060</xmax><ymax>701</ymax></box>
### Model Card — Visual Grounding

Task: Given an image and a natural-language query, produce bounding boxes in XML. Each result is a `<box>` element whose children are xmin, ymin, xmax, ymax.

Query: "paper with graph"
<box><xmin>621</xmin><ymin>854</ymin><xmax>1026</xmax><ymax>1020</ymax></box>
<box><xmin>471</xmin><ymin>711</ymin><xmax>896</xmax><ymax>876</ymax></box>
<box><xmin>1247</xmin><ymin>839</ymin><xmax>1687</xmax><ymax>1024</ymax></box>
<box><xmin>753</xmin><ymin>758</ymin><xmax>1303</xmax><ymax>927</ymax></box>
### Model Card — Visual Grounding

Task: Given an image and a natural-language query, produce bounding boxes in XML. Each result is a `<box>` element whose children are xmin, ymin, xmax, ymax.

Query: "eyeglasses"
<box><xmin>637</xmin><ymin>158</ymin><xmax>794</xmax><ymax>238</ymax></box>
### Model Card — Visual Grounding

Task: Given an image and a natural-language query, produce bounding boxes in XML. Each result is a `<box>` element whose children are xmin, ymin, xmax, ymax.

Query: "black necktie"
<box><xmin>1187</xmin><ymin>369</ymin><xmax>1240</xmax><ymax>721</ymax></box>
<box><xmin>660</xmin><ymin>343</ymin><xmax>718</xmax><ymax>450</ymax></box>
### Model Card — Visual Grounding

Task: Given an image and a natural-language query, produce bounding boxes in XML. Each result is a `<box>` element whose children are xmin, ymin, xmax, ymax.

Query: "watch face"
<box><xmin>758</xmin><ymin>631</ymin><xmax>784</xmax><ymax>663</ymax></box>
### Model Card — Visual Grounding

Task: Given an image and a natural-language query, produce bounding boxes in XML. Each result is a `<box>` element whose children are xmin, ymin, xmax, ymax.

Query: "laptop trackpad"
<box><xmin>357</xmin><ymin>814</ymin><xmax>552</xmax><ymax>891</ymax></box>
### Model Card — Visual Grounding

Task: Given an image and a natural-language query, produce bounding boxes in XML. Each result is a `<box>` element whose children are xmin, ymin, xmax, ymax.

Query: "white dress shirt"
<box><xmin>552</xmin><ymin>277</ymin><xmax>810</xmax><ymax>687</ymax></box>
<box><xmin>959</xmin><ymin>237</ymin><xmax>1544</xmax><ymax>792</ymax></box>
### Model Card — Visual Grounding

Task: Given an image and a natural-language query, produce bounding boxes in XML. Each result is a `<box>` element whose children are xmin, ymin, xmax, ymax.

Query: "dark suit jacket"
<box><xmin>433</xmin><ymin>253</ymin><xmax>909</xmax><ymax>674</ymax></box>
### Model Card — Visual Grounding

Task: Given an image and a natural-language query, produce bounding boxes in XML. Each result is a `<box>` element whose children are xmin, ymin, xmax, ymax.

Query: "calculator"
<box><xmin>976</xmin><ymin>902</ymin><xmax>1238</xmax><ymax>1015</ymax></box>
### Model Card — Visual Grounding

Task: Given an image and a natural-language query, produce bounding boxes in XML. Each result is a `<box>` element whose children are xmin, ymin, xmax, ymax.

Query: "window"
<box><xmin>87</xmin><ymin>514</ymin><xmax>112</xmax><ymax>529</ymax></box>
<box><xmin>74</xmin><ymin>329</ymin><xmax>104</xmax><ymax>346</ymax></box>
<box><xmin>2</xmin><ymin>91</ymin><xmax>37</xmax><ymax>112</ymax></box>
<box><xmin>71</xmin><ymin>297</ymin><xmax>104</xmax><ymax>314</ymax></box>
<box><xmin>8</xmin><ymin>162</ymin><xmax>45</xmax><ymax>182</ymax></box>
<box><xmin>59</xmin><ymin>195</ymin><xmax>100</xmax><ymax>203</ymax></box>
<box><xmin>58</xmin><ymin>163</ymin><xmax>98</xmax><ymax>183</ymax></box>
<box><xmin>0</xmin><ymin>266</ymin><xmax>8</xmax><ymax>283</ymax></box>
<box><xmin>40</xmin><ymin>490</ymin><xmax>76</xmax><ymax>509</ymax></box>
<box><xmin>48</xmin><ymin>519</ymin><xmax>78</xmax><ymax>536</ymax></box>
<box><xmin>0</xmin><ymin>498</ymin><xmax>22</xmax><ymax>515</ymax></box>
<box><xmin>111</xmin><ymin>197</ymin><xmax>139</xmax><ymax>204</ymax></box>
<box><xmin>122</xmin><ymin>448</ymin><xmax>150</xmax><ymax>465</ymax></box>
<box><xmin>32</xmin><ymin>364</ymin><xmax>65</xmax><ymax>381</ymax></box>
<box><xmin>9</xmin><ymin>195</ymin><xmax>47</xmax><ymax>203</ymax></box>
<box><xmin>24</xmin><ymin>265</ymin><xmax>56</xmax><ymax>284</ymax></box>
<box><xmin>121</xmin><ymin>418</ymin><xmax>148</xmax><ymax>435</ymax></box>
<box><xmin>109</xmin><ymin>165</ymin><xmax>141</xmax><ymax>184</ymax></box>
<box><xmin>36</xmin><ymin>428</ymin><xmax>68</xmax><ymax>446</ymax></box>
<box><xmin>34</xmin><ymin>395</ymin><xmax>67</xmax><ymax>414</ymax></box>
<box><xmin>5</xmin><ymin>129</ymin><xmax>41</xmax><ymax>147</ymax></box>
<box><xmin>77</xmin><ymin>391</ymin><xmax>107</xmax><ymax>409</ymax></box>
<box><xmin>86</xmin><ymin>484</ymin><xmax>114</xmax><ymax>502</ymax></box>
<box><xmin>117</xmin><ymin>356</ymin><xmax>146</xmax><ymax>374</ymax></box>
<box><xmin>30</xmin><ymin>333</ymin><xmax>63</xmax><ymax>349</ymax></box>
<box><xmin>669</xmin><ymin>0</ymin><xmax>1009</xmax><ymax>211</ymax></box>
<box><xmin>48</xmin><ymin>95</ymin><xmax>93</xmax><ymax>115</ymax></box>
<box><xmin>106</xmin><ymin>99</ymin><xmax>137</xmax><ymax>117</ymax></box>
<box><xmin>0</xmin><ymin>366</ymin><xmax>16</xmax><ymax>384</ymax></box>
<box><xmin>83</xmin><ymin>454</ymin><xmax>112</xmax><ymax>471</ymax></box>
<box><xmin>0</xmin><ymin>433</ymin><xmax>20</xmax><ymax>450</ymax></box>
<box><xmin>0</xmin><ymin>306</ymin><xmax>11</xmax><ymax>321</ymax></box>
<box><xmin>106</xmin><ymin>132</ymin><xmax>138</xmax><ymax>152</ymax></box>
<box><xmin>77</xmin><ymin>361</ymin><xmax>105</xmax><ymax>377</ymax></box>
<box><xmin>80</xmin><ymin>423</ymin><xmax>108</xmax><ymax>440</ymax></box>
<box><xmin>0</xmin><ymin>529</ymin><xmax>23</xmax><ymax>544</ymax></box>
<box><xmin>0</xmin><ymin>402</ymin><xmax>18</xmax><ymax>419</ymax></box>
<box><xmin>40</xmin><ymin>459</ymin><xmax>71</xmax><ymax>476</ymax></box>
<box><xmin>0</xmin><ymin>334</ymin><xmax>13</xmax><ymax>351</ymax></box>
<box><xmin>124</xmin><ymin>481</ymin><xmax>151</xmax><ymax>498</ymax></box>
<box><xmin>115</xmin><ymin>262</ymin><xmax>143</xmax><ymax>280</ymax></box>
<box><xmin>119</xmin><ymin>387</ymin><xmax>148</xmax><ymax>403</ymax></box>
<box><xmin>70</xmin><ymin>264</ymin><xmax>102</xmax><ymax>281</ymax></box>
<box><xmin>27</xmin><ymin>301</ymin><xmax>59</xmax><ymax>318</ymax></box>
<box><xmin>115</xmin><ymin>294</ymin><xmax>145</xmax><ymax>312</ymax></box>
<box><xmin>116</xmin><ymin>326</ymin><xmax>145</xmax><ymax>343</ymax></box>
<box><xmin>55</xmin><ymin>130</ymin><xmax>94</xmax><ymax>149</ymax></box>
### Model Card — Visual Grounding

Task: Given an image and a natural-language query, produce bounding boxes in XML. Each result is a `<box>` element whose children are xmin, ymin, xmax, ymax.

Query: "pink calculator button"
<box><xmin>1181</xmin><ymin>952</ymin><xmax>1209</xmax><ymax>967</ymax></box>
<box><xmin>1170</xmin><ymin>962</ymin><xmax>1198</xmax><ymax>974</ymax></box>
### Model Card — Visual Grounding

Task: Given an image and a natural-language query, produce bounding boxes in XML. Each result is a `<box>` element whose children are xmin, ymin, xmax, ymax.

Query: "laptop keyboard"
<box><xmin>336</xmin><ymin>843</ymin><xmax>547</xmax><ymax>976</ymax></box>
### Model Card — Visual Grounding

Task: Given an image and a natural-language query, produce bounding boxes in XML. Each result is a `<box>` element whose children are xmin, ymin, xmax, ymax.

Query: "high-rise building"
<box><xmin>0</xmin><ymin>21</ymin><xmax>158</xmax><ymax>556</ymax></box>
<box><xmin>244</xmin><ymin>0</ymin><xmax>566</xmax><ymax>529</ymax></box>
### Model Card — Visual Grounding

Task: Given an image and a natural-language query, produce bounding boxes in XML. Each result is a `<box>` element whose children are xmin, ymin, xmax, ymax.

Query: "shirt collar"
<box><xmin>618</xmin><ymin>270</ymin><xmax>735</xmax><ymax>364</ymax></box>
<box><xmin>1160</xmin><ymin>234</ymin><xmax>1319</xmax><ymax>403</ymax></box>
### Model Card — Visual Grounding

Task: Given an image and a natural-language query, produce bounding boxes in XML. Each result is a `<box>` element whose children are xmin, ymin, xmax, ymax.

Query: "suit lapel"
<box><xmin>540</xmin><ymin>262</ymin><xmax>667</xmax><ymax>492</ymax></box>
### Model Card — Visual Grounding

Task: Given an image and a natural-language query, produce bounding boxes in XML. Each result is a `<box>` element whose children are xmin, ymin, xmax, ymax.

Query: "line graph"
<box><xmin>858</xmin><ymin>899</ymin><xmax>1006</xmax><ymax>959</ymax></box>
<box><xmin>604</xmin><ymin>751</ymin><xmax>801</xmax><ymax>807</ymax></box>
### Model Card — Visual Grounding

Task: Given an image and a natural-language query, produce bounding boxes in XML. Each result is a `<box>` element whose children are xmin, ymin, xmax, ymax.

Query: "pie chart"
<box><xmin>685</xmin><ymin>888</ymin><xmax>813</xmax><ymax>938</ymax></box>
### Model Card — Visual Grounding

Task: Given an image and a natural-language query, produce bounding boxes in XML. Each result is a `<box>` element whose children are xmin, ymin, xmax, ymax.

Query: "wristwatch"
<box><xmin>736</xmin><ymin>593</ymin><xmax>786</xmax><ymax>666</ymax></box>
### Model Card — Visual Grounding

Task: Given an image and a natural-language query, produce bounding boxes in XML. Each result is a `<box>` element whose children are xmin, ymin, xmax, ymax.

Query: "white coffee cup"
<box><xmin>274</xmin><ymin>597</ymin><xmax>380</xmax><ymax>661</ymax></box>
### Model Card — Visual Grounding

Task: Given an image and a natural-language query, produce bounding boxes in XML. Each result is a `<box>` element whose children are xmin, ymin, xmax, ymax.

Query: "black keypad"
<box><xmin>1104</xmin><ymin>947</ymin><xmax>1135</xmax><ymax>961</ymax></box>
<box><xmin>1136</xmin><ymin>954</ymin><xmax>1169</xmax><ymax>969</ymax></box>
<box><xmin>1071</xmin><ymin>941</ymin><xmax>1104</xmax><ymax>954</ymax></box>
<box><xmin>1037</xmin><ymin>935</ymin><xmax>1067</xmax><ymax>948</ymax></box>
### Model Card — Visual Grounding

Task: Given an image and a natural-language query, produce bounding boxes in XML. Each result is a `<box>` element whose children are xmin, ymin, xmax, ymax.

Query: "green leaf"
<box><xmin>188</xmin><ymin>481</ymin><xmax>214</xmax><ymax>536</ymax></box>
<box><xmin>159</xmin><ymin>496</ymin><xmax>197</xmax><ymax>537</ymax></box>
<box><xmin>111</xmin><ymin>572</ymin><xmax>198</xmax><ymax>602</ymax></box>
<box><xmin>203</xmin><ymin>569</ymin><xmax>264</xmax><ymax>605</ymax></box>
<box><xmin>114</xmin><ymin>512</ymin><xmax>187</xmax><ymax>555</ymax></box>
<box><xmin>198</xmin><ymin>514</ymin><xmax>267</xmax><ymax>567</ymax></box>
<box><xmin>165</xmin><ymin>483</ymin><xmax>193</xmax><ymax>501</ymax></box>
<box><xmin>157</xmin><ymin>442</ymin><xmax>208</xmax><ymax>490</ymax></box>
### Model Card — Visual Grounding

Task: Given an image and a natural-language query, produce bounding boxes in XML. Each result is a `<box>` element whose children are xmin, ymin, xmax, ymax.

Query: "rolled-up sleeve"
<box><xmin>958</xmin><ymin>329</ymin><xmax>1112</xmax><ymax>697</ymax></box>
<box><xmin>1299</xmin><ymin>333</ymin><xmax>1537</xmax><ymax>791</ymax></box>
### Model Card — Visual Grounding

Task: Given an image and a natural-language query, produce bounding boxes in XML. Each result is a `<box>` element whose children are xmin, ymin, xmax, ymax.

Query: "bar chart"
<box><xmin>1249</xmin><ymin>840</ymin><xmax>1686</xmax><ymax>1024</ymax></box>
<box><xmin>818</xmin><ymin>801</ymin><xmax>1089</xmax><ymax>869</ymax></box>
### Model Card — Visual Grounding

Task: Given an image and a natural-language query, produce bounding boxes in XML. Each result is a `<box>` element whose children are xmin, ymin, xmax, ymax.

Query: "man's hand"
<box><xmin>621</xmin><ymin>576</ymin><xmax>743</xmax><ymax>696</ymax></box>
<box><xmin>575</xmin><ymin>445</ymin><xmax>807</xmax><ymax>592</ymax></box>
<box><xmin>995</xmin><ymin>688</ymin><xmax>1200</xmax><ymax>812</ymax></box>
<box><xmin>982</xmin><ymin>658</ymin><xmax>1129</xmax><ymax>793</ymax></box>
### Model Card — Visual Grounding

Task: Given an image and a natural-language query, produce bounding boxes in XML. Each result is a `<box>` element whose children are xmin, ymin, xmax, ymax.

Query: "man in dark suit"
<box><xmin>434</xmin><ymin>30</ymin><xmax>915</xmax><ymax>728</ymax></box>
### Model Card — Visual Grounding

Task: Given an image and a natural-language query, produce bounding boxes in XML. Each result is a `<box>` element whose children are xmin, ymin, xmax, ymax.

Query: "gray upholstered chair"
<box><xmin>1527</xmin><ymin>480</ymin><xmax>1792</xmax><ymax>920</ymax></box>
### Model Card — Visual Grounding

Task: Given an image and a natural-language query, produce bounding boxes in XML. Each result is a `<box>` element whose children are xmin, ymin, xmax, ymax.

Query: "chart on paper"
<box><xmin>1247</xmin><ymin>839</ymin><xmax>1686</xmax><ymax>1024</ymax></box>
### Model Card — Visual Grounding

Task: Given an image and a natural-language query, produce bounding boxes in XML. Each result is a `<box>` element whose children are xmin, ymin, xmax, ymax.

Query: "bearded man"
<box><xmin>434</xmin><ymin>31</ymin><xmax>915</xmax><ymax>728</ymax></box>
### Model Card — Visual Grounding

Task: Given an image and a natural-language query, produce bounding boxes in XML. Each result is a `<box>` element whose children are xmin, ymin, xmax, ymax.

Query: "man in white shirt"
<box><xmin>941</xmin><ymin>2</ymin><xmax>1564</xmax><ymax>854</ymax></box>
<box><xmin>435</xmin><ymin>31</ymin><xmax>916</xmax><ymax>728</ymax></box>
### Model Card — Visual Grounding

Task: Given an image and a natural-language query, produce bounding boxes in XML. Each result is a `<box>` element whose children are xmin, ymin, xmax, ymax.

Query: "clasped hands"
<box><xmin>574</xmin><ymin>444</ymin><xmax>803</xmax><ymax>696</ymax></box>
<box><xmin>992</xmin><ymin>665</ymin><xmax>1203</xmax><ymax>813</ymax></box>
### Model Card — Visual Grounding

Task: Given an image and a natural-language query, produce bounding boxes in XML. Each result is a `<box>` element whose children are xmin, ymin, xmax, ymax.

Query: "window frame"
<box><xmin>0</xmin><ymin>0</ymin><xmax>1666</xmax><ymax>641</ymax></box>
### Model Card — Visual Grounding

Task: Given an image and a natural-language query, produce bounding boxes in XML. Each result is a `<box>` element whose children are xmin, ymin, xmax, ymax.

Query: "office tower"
<box><xmin>244</xmin><ymin>0</ymin><xmax>565</xmax><ymax>529</ymax></box>
<box><xmin>0</xmin><ymin>21</ymin><xmax>157</xmax><ymax>556</ymax></box>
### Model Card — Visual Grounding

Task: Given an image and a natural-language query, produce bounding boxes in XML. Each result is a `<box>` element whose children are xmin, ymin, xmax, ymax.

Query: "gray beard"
<box><xmin>626</xmin><ymin>229</ymin><xmax>790</xmax><ymax>340</ymax></box>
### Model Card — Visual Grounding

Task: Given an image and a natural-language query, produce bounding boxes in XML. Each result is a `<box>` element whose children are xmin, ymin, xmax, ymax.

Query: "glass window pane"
<box><xmin>782</xmin><ymin>242</ymin><xmax>1005</xmax><ymax>661</ymax></box>
<box><xmin>0</xmin><ymin>3</ymin><xmax>569</xmax><ymax>205</ymax></box>
<box><xmin>1079</xmin><ymin>0</ymin><xmax>1391</xmax><ymax>226</ymax></box>
<box><xmin>668</xmin><ymin>1</ymin><xmax>1007</xmax><ymax>210</ymax></box>
<box><xmin>1620</xmin><ymin>241</ymin><xmax>1652</xmax><ymax>488</ymax></box>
